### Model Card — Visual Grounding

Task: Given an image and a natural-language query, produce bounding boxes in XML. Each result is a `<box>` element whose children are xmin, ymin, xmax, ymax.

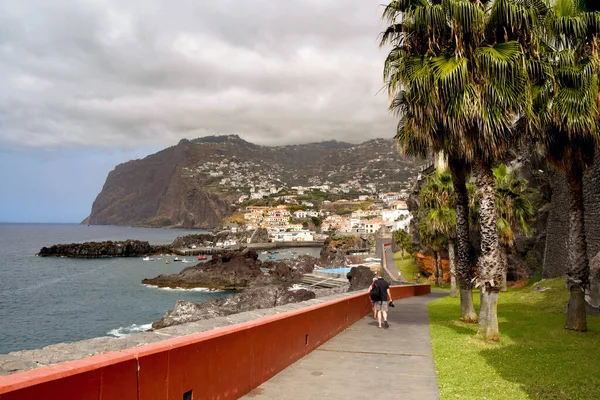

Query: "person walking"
<box><xmin>368</xmin><ymin>271</ymin><xmax>393</xmax><ymax>329</ymax></box>
<box><xmin>370</xmin><ymin>277</ymin><xmax>378</xmax><ymax>319</ymax></box>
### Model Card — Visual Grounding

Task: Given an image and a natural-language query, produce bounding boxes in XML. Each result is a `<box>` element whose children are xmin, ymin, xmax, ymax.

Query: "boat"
<box><xmin>260</xmin><ymin>251</ymin><xmax>268</xmax><ymax>255</ymax></box>
<box><xmin>197</xmin><ymin>255</ymin><xmax>208</xmax><ymax>261</ymax></box>
<box><xmin>165</xmin><ymin>260</ymin><xmax>171</xmax><ymax>264</ymax></box>
<box><xmin>142</xmin><ymin>256</ymin><xmax>154</xmax><ymax>261</ymax></box>
<box><xmin>173</xmin><ymin>257</ymin><xmax>181</xmax><ymax>262</ymax></box>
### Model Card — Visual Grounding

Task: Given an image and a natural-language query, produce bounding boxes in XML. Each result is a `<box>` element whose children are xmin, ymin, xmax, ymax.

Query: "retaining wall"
<box><xmin>0</xmin><ymin>285</ymin><xmax>430</xmax><ymax>400</ymax></box>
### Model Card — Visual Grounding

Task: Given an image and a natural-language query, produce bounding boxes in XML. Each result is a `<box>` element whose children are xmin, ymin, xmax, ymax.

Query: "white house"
<box><xmin>382</xmin><ymin>209</ymin><xmax>401</xmax><ymax>222</ymax></box>
<box><xmin>364</xmin><ymin>219</ymin><xmax>385</xmax><ymax>234</ymax></box>
<box><xmin>270</xmin><ymin>230</ymin><xmax>314</xmax><ymax>242</ymax></box>
<box><xmin>293</xmin><ymin>210</ymin><xmax>308</xmax><ymax>219</ymax></box>
<box><xmin>394</xmin><ymin>216</ymin><xmax>412</xmax><ymax>232</ymax></box>
<box><xmin>394</xmin><ymin>200</ymin><xmax>409</xmax><ymax>210</ymax></box>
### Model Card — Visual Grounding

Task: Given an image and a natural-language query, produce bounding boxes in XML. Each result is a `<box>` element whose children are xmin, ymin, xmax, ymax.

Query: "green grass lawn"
<box><xmin>429</xmin><ymin>279</ymin><xmax>600</xmax><ymax>400</ymax></box>
<box><xmin>393</xmin><ymin>251</ymin><xmax>419</xmax><ymax>281</ymax></box>
<box><xmin>393</xmin><ymin>251</ymin><xmax>450</xmax><ymax>290</ymax></box>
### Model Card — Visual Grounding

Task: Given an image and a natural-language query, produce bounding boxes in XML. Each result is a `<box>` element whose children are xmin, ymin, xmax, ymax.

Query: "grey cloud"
<box><xmin>0</xmin><ymin>0</ymin><xmax>396</xmax><ymax>149</ymax></box>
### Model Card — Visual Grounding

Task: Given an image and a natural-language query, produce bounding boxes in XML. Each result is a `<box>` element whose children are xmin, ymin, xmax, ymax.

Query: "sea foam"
<box><xmin>107</xmin><ymin>323</ymin><xmax>152</xmax><ymax>337</ymax></box>
<box><xmin>143</xmin><ymin>284</ymin><xmax>224</xmax><ymax>293</ymax></box>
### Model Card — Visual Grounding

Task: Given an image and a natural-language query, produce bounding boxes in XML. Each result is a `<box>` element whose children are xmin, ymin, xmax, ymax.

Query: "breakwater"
<box><xmin>177</xmin><ymin>240</ymin><xmax>326</xmax><ymax>255</ymax></box>
<box><xmin>37</xmin><ymin>240</ymin><xmax>172</xmax><ymax>258</ymax></box>
<box><xmin>37</xmin><ymin>240</ymin><xmax>326</xmax><ymax>258</ymax></box>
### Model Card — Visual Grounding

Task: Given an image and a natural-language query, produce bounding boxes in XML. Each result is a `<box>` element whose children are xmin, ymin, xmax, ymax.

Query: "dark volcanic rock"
<box><xmin>249</xmin><ymin>228</ymin><xmax>269</xmax><ymax>244</ymax></box>
<box><xmin>142</xmin><ymin>251</ymin><xmax>264</xmax><ymax>290</ymax></box>
<box><xmin>318</xmin><ymin>236</ymin><xmax>369</xmax><ymax>269</ymax></box>
<box><xmin>170</xmin><ymin>234</ymin><xmax>216</xmax><ymax>248</ymax></box>
<box><xmin>152</xmin><ymin>286</ymin><xmax>316</xmax><ymax>329</ymax></box>
<box><xmin>346</xmin><ymin>266</ymin><xmax>376</xmax><ymax>292</ymax></box>
<box><xmin>142</xmin><ymin>251</ymin><xmax>317</xmax><ymax>290</ymax></box>
<box><xmin>37</xmin><ymin>240</ymin><xmax>170</xmax><ymax>258</ymax></box>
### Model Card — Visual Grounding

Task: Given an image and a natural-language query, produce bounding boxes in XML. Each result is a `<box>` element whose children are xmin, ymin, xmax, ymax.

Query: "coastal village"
<box><xmin>231</xmin><ymin>190</ymin><xmax>411</xmax><ymax>244</ymax></box>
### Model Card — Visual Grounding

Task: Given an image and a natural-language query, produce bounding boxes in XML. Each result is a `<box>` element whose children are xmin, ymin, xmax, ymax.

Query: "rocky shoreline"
<box><xmin>145</xmin><ymin>237</ymin><xmax>376</xmax><ymax>329</ymax></box>
<box><xmin>36</xmin><ymin>229</ymin><xmax>276</xmax><ymax>258</ymax></box>
<box><xmin>24</xmin><ymin>235</ymin><xmax>379</xmax><ymax>365</ymax></box>
<box><xmin>141</xmin><ymin>250</ymin><xmax>316</xmax><ymax>291</ymax></box>
<box><xmin>37</xmin><ymin>240</ymin><xmax>173</xmax><ymax>258</ymax></box>
<box><xmin>0</xmin><ymin>289</ymin><xmax>362</xmax><ymax>377</ymax></box>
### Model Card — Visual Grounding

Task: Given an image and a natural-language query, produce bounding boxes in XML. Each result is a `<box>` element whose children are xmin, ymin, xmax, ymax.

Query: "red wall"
<box><xmin>0</xmin><ymin>285</ymin><xmax>430</xmax><ymax>400</ymax></box>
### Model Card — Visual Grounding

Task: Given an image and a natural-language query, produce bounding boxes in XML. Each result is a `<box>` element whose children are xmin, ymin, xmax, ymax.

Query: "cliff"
<box><xmin>87</xmin><ymin>140</ymin><xmax>233</xmax><ymax>229</ymax></box>
<box><xmin>85</xmin><ymin>135</ymin><xmax>420</xmax><ymax>229</ymax></box>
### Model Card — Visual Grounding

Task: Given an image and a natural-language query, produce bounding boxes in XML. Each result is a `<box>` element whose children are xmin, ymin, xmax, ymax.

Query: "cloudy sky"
<box><xmin>0</xmin><ymin>0</ymin><xmax>396</xmax><ymax>222</ymax></box>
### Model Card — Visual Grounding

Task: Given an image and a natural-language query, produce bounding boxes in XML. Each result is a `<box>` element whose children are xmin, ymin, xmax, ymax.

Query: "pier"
<box><xmin>175</xmin><ymin>240</ymin><xmax>326</xmax><ymax>256</ymax></box>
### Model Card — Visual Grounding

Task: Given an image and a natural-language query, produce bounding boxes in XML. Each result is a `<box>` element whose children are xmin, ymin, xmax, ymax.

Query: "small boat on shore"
<box><xmin>197</xmin><ymin>255</ymin><xmax>208</xmax><ymax>261</ymax></box>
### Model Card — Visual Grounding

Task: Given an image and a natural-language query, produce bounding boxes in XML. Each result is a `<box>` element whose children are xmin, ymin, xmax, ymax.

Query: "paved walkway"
<box><xmin>243</xmin><ymin>291</ymin><xmax>446</xmax><ymax>400</ymax></box>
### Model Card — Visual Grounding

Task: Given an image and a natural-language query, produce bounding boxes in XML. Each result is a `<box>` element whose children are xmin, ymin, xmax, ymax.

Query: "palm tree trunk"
<box><xmin>448</xmin><ymin>239</ymin><xmax>457</xmax><ymax>297</ymax></box>
<box><xmin>433</xmin><ymin>250</ymin><xmax>439</xmax><ymax>287</ymax></box>
<box><xmin>437</xmin><ymin>251</ymin><xmax>444</xmax><ymax>287</ymax></box>
<box><xmin>500</xmin><ymin>245</ymin><xmax>508</xmax><ymax>292</ymax></box>
<box><xmin>449</xmin><ymin>159</ymin><xmax>477</xmax><ymax>322</ymax></box>
<box><xmin>473</xmin><ymin>159</ymin><xmax>502</xmax><ymax>341</ymax></box>
<box><xmin>565</xmin><ymin>166</ymin><xmax>589</xmax><ymax>332</ymax></box>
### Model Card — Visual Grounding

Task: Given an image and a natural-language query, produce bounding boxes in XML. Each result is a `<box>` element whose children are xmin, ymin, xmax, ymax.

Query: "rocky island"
<box><xmin>36</xmin><ymin>229</ymin><xmax>273</xmax><ymax>258</ymax></box>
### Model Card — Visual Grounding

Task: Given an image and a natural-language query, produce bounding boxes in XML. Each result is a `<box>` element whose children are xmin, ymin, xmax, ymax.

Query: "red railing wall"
<box><xmin>0</xmin><ymin>285</ymin><xmax>430</xmax><ymax>400</ymax></box>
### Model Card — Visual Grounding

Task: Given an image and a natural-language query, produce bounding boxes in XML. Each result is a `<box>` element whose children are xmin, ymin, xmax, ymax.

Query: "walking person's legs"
<box><xmin>375</xmin><ymin>301</ymin><xmax>389</xmax><ymax>328</ymax></box>
<box><xmin>382</xmin><ymin>310</ymin><xmax>389</xmax><ymax>328</ymax></box>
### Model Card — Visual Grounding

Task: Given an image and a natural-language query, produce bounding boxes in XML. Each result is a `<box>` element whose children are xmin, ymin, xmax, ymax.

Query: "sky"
<box><xmin>0</xmin><ymin>0</ymin><xmax>396</xmax><ymax>223</ymax></box>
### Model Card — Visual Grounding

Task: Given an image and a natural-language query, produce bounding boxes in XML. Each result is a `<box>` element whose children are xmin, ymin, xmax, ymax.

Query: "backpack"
<box><xmin>370</xmin><ymin>282</ymin><xmax>381</xmax><ymax>302</ymax></box>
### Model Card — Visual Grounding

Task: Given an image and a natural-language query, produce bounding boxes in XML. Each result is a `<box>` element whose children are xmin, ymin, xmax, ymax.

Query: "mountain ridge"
<box><xmin>85</xmin><ymin>135</ymin><xmax>422</xmax><ymax>229</ymax></box>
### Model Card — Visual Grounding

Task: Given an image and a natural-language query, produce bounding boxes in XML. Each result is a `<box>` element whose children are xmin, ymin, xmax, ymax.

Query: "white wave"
<box><xmin>142</xmin><ymin>284</ymin><xmax>224</xmax><ymax>293</ymax></box>
<box><xmin>289</xmin><ymin>283</ymin><xmax>310</xmax><ymax>291</ymax></box>
<box><xmin>107</xmin><ymin>323</ymin><xmax>152</xmax><ymax>338</ymax></box>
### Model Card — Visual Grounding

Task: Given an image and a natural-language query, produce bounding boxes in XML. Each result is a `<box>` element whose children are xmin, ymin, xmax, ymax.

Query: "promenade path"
<box><xmin>243</xmin><ymin>291</ymin><xmax>446</xmax><ymax>400</ymax></box>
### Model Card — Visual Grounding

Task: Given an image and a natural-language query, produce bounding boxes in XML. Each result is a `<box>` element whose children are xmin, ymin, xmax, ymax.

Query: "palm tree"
<box><xmin>538</xmin><ymin>0</ymin><xmax>600</xmax><ymax>331</ymax></box>
<box><xmin>381</xmin><ymin>0</ymin><xmax>478</xmax><ymax>321</ymax></box>
<box><xmin>493</xmin><ymin>164</ymin><xmax>535</xmax><ymax>291</ymax></box>
<box><xmin>381</xmin><ymin>0</ymin><xmax>542</xmax><ymax>339</ymax></box>
<box><xmin>418</xmin><ymin>170</ymin><xmax>458</xmax><ymax>293</ymax></box>
<box><xmin>393</xmin><ymin>229</ymin><xmax>413</xmax><ymax>259</ymax></box>
<box><xmin>419</xmin><ymin>212</ymin><xmax>448</xmax><ymax>287</ymax></box>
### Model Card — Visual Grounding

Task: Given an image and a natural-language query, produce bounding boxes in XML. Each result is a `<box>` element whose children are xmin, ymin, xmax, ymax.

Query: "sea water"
<box><xmin>0</xmin><ymin>223</ymin><xmax>227</xmax><ymax>354</ymax></box>
<box><xmin>0</xmin><ymin>224</ymin><xmax>323</xmax><ymax>354</ymax></box>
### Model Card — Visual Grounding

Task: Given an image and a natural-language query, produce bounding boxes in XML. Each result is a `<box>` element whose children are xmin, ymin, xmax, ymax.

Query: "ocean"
<box><xmin>0</xmin><ymin>224</ymin><xmax>323</xmax><ymax>354</ymax></box>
